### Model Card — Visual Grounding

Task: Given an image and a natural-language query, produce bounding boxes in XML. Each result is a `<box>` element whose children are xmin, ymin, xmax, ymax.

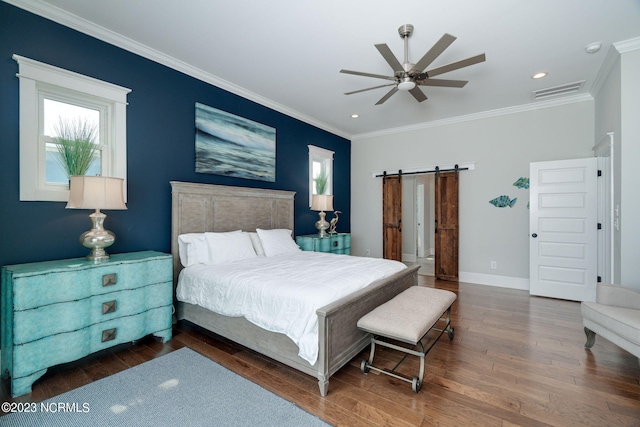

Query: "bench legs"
<box><xmin>360</xmin><ymin>307</ymin><xmax>454</xmax><ymax>393</ymax></box>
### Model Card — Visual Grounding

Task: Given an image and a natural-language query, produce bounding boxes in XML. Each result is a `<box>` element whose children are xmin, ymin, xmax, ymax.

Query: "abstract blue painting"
<box><xmin>195</xmin><ymin>103</ymin><xmax>276</xmax><ymax>182</ymax></box>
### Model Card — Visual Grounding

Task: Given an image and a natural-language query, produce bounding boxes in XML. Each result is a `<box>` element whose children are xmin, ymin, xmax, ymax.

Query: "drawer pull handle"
<box><xmin>101</xmin><ymin>328</ymin><xmax>117</xmax><ymax>342</ymax></box>
<box><xmin>102</xmin><ymin>273</ymin><xmax>117</xmax><ymax>287</ymax></box>
<box><xmin>333</xmin><ymin>241</ymin><xmax>339</xmax><ymax>247</ymax></box>
<box><xmin>102</xmin><ymin>300</ymin><xmax>117</xmax><ymax>314</ymax></box>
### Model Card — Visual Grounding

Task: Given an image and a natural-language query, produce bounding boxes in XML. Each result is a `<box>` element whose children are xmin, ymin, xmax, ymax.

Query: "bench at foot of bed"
<box><xmin>357</xmin><ymin>286</ymin><xmax>456</xmax><ymax>392</ymax></box>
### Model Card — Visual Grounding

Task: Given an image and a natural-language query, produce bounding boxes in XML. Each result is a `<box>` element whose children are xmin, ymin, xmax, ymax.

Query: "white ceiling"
<box><xmin>8</xmin><ymin>0</ymin><xmax>640</xmax><ymax>139</ymax></box>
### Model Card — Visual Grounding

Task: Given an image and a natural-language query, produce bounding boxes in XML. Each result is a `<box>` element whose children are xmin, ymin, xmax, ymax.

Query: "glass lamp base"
<box><xmin>80</xmin><ymin>209</ymin><xmax>116</xmax><ymax>263</ymax></box>
<box><xmin>315</xmin><ymin>210</ymin><xmax>329</xmax><ymax>238</ymax></box>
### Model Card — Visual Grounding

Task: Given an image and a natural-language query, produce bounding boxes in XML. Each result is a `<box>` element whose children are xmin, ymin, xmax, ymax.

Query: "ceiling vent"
<box><xmin>532</xmin><ymin>80</ymin><xmax>584</xmax><ymax>100</ymax></box>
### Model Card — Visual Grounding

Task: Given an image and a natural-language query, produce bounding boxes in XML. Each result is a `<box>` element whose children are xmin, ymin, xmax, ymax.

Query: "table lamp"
<box><xmin>311</xmin><ymin>194</ymin><xmax>333</xmax><ymax>237</ymax></box>
<box><xmin>66</xmin><ymin>175</ymin><xmax>127</xmax><ymax>263</ymax></box>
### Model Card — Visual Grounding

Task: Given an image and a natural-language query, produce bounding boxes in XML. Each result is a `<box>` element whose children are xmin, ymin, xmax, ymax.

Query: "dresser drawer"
<box><xmin>330</xmin><ymin>234</ymin><xmax>346</xmax><ymax>251</ymax></box>
<box><xmin>296</xmin><ymin>236</ymin><xmax>315</xmax><ymax>251</ymax></box>
<box><xmin>11</xmin><ymin>305</ymin><xmax>172</xmax><ymax>378</ymax></box>
<box><xmin>12</xmin><ymin>281</ymin><xmax>172</xmax><ymax>344</ymax></box>
<box><xmin>11</xmin><ymin>254</ymin><xmax>171</xmax><ymax>310</ymax></box>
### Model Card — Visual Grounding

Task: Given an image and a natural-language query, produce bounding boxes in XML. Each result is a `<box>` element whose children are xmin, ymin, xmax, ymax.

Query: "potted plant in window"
<box><xmin>53</xmin><ymin>117</ymin><xmax>100</xmax><ymax>179</ymax></box>
<box><xmin>314</xmin><ymin>167</ymin><xmax>328</xmax><ymax>195</ymax></box>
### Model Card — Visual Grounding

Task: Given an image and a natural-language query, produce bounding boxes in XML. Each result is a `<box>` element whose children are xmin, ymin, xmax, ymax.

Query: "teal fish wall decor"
<box><xmin>513</xmin><ymin>177</ymin><xmax>530</xmax><ymax>189</ymax></box>
<box><xmin>489</xmin><ymin>195</ymin><xmax>517</xmax><ymax>208</ymax></box>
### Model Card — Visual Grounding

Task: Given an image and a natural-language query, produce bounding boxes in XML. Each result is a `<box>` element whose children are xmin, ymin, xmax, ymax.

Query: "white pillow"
<box><xmin>246</xmin><ymin>232</ymin><xmax>266</xmax><ymax>257</ymax></box>
<box><xmin>203</xmin><ymin>231</ymin><xmax>257</xmax><ymax>265</ymax></box>
<box><xmin>256</xmin><ymin>228</ymin><xmax>301</xmax><ymax>257</ymax></box>
<box><xmin>177</xmin><ymin>233</ymin><xmax>208</xmax><ymax>267</ymax></box>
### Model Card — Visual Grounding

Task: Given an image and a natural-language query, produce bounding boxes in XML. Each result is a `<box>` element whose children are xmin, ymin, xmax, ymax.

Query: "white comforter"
<box><xmin>176</xmin><ymin>251</ymin><xmax>407</xmax><ymax>365</ymax></box>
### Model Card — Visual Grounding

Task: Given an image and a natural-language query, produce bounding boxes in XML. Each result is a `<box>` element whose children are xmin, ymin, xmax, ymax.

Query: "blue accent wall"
<box><xmin>0</xmin><ymin>2</ymin><xmax>350</xmax><ymax>267</ymax></box>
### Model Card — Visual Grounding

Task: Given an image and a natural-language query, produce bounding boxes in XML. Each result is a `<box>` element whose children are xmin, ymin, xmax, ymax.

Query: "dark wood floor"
<box><xmin>2</xmin><ymin>276</ymin><xmax>639</xmax><ymax>426</ymax></box>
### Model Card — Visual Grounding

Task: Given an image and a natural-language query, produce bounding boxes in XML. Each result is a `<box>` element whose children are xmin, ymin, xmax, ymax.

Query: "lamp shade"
<box><xmin>311</xmin><ymin>194</ymin><xmax>333</xmax><ymax>211</ymax></box>
<box><xmin>66</xmin><ymin>175</ymin><xmax>127</xmax><ymax>210</ymax></box>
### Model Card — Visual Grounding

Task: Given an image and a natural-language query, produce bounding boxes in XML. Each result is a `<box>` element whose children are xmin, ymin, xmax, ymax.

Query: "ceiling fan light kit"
<box><xmin>397</xmin><ymin>79</ymin><xmax>416</xmax><ymax>91</ymax></box>
<box><xmin>340</xmin><ymin>24</ymin><xmax>486</xmax><ymax>105</ymax></box>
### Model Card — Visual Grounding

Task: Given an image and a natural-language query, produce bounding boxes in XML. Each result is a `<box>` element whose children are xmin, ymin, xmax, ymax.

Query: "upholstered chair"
<box><xmin>581</xmin><ymin>283</ymin><xmax>640</xmax><ymax>366</ymax></box>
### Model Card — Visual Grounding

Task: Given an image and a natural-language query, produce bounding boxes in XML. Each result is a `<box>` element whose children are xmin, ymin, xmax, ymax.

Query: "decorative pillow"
<box><xmin>246</xmin><ymin>232</ymin><xmax>266</xmax><ymax>257</ymax></box>
<box><xmin>256</xmin><ymin>228</ymin><xmax>301</xmax><ymax>257</ymax></box>
<box><xmin>203</xmin><ymin>230</ymin><xmax>257</xmax><ymax>265</ymax></box>
<box><xmin>177</xmin><ymin>233</ymin><xmax>208</xmax><ymax>267</ymax></box>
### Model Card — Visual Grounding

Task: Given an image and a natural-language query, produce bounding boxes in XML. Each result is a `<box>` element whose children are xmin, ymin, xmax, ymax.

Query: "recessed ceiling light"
<box><xmin>532</xmin><ymin>72</ymin><xmax>548</xmax><ymax>79</ymax></box>
<box><xmin>585</xmin><ymin>42</ymin><xmax>602</xmax><ymax>54</ymax></box>
<box><xmin>351</xmin><ymin>114</ymin><xmax>359</xmax><ymax>119</ymax></box>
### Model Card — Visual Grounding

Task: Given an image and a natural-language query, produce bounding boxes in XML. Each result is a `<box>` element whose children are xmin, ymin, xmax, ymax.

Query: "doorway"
<box><xmin>402</xmin><ymin>175</ymin><xmax>435</xmax><ymax>275</ymax></box>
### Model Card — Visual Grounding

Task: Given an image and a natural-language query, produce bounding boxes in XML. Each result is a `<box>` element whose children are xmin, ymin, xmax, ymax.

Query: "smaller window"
<box><xmin>308</xmin><ymin>145</ymin><xmax>334</xmax><ymax>206</ymax></box>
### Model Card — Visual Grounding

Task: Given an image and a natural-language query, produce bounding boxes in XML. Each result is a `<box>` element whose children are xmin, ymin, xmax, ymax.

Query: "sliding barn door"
<box><xmin>434</xmin><ymin>172</ymin><xmax>459</xmax><ymax>280</ymax></box>
<box><xmin>383</xmin><ymin>174</ymin><xmax>402</xmax><ymax>261</ymax></box>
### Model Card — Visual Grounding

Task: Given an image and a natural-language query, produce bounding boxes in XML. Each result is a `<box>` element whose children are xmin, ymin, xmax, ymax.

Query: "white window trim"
<box><xmin>14</xmin><ymin>54</ymin><xmax>131</xmax><ymax>202</ymax></box>
<box><xmin>308</xmin><ymin>144</ymin><xmax>334</xmax><ymax>206</ymax></box>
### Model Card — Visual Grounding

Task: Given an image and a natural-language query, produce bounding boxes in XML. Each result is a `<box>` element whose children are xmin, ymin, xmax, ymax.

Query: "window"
<box><xmin>14</xmin><ymin>54</ymin><xmax>131</xmax><ymax>202</ymax></box>
<box><xmin>308</xmin><ymin>145</ymin><xmax>334</xmax><ymax>206</ymax></box>
<box><xmin>43</xmin><ymin>97</ymin><xmax>102</xmax><ymax>184</ymax></box>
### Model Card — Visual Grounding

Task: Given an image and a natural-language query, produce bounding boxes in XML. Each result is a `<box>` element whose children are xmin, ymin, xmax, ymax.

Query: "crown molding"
<box><xmin>614</xmin><ymin>37</ymin><xmax>640</xmax><ymax>53</ymax></box>
<box><xmin>4</xmin><ymin>0</ymin><xmax>351</xmax><ymax>140</ymax></box>
<box><xmin>351</xmin><ymin>93</ymin><xmax>594</xmax><ymax>140</ymax></box>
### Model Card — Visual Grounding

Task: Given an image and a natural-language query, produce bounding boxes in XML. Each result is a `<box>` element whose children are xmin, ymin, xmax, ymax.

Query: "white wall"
<box><xmin>620</xmin><ymin>47</ymin><xmax>640</xmax><ymax>290</ymax></box>
<box><xmin>351</xmin><ymin>101</ymin><xmax>594</xmax><ymax>289</ymax></box>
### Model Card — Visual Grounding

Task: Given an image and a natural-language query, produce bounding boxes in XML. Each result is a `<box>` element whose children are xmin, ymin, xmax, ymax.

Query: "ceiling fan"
<box><xmin>340</xmin><ymin>24</ymin><xmax>486</xmax><ymax>105</ymax></box>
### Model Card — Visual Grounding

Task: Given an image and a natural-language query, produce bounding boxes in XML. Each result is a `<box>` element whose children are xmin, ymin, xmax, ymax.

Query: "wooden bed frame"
<box><xmin>170</xmin><ymin>181</ymin><xmax>419</xmax><ymax>396</ymax></box>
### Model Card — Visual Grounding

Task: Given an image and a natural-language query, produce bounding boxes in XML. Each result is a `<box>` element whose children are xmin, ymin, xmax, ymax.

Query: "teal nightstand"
<box><xmin>1</xmin><ymin>251</ymin><xmax>173</xmax><ymax>397</ymax></box>
<box><xmin>296</xmin><ymin>233</ymin><xmax>351</xmax><ymax>255</ymax></box>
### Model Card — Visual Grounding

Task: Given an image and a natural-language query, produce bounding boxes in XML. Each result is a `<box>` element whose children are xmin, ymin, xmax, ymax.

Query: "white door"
<box><xmin>529</xmin><ymin>158</ymin><xmax>598</xmax><ymax>301</ymax></box>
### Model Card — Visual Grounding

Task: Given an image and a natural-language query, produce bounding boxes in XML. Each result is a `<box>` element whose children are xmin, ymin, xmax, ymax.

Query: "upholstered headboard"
<box><xmin>170</xmin><ymin>181</ymin><xmax>295</xmax><ymax>284</ymax></box>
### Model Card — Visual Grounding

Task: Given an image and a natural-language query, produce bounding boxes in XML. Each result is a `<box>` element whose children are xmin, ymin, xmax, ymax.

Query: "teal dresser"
<box><xmin>1</xmin><ymin>251</ymin><xmax>173</xmax><ymax>397</ymax></box>
<box><xmin>296</xmin><ymin>233</ymin><xmax>351</xmax><ymax>255</ymax></box>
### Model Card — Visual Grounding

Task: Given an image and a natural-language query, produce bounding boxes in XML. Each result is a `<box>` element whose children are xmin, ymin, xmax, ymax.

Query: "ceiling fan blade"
<box><xmin>345</xmin><ymin>83</ymin><xmax>396</xmax><ymax>95</ymax></box>
<box><xmin>409</xmin><ymin>86</ymin><xmax>427</xmax><ymax>103</ymax></box>
<box><xmin>426</xmin><ymin>53</ymin><xmax>486</xmax><ymax>78</ymax></box>
<box><xmin>375</xmin><ymin>87</ymin><xmax>398</xmax><ymax>105</ymax></box>
<box><xmin>416</xmin><ymin>78</ymin><xmax>468</xmax><ymax>88</ymax></box>
<box><xmin>340</xmin><ymin>69</ymin><xmax>396</xmax><ymax>81</ymax></box>
<box><xmin>413</xmin><ymin>33</ymin><xmax>457</xmax><ymax>72</ymax></box>
<box><xmin>374</xmin><ymin>43</ymin><xmax>404</xmax><ymax>73</ymax></box>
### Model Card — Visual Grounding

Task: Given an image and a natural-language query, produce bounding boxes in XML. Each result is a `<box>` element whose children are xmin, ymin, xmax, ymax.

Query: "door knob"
<box><xmin>531</xmin><ymin>233</ymin><xmax>537</xmax><ymax>238</ymax></box>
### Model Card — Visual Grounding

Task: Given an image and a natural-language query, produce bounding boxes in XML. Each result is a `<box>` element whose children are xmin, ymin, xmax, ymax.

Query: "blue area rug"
<box><xmin>2</xmin><ymin>347</ymin><xmax>331</xmax><ymax>426</ymax></box>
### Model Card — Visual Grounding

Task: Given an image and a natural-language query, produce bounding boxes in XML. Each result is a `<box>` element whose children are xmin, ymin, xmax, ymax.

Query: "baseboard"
<box><xmin>402</xmin><ymin>253</ymin><xmax>417</xmax><ymax>263</ymax></box>
<box><xmin>458</xmin><ymin>272</ymin><xmax>530</xmax><ymax>291</ymax></box>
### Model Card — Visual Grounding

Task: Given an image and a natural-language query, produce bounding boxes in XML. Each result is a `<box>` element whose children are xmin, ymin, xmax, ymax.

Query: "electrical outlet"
<box><xmin>365</xmin><ymin>249</ymin><xmax>371</xmax><ymax>256</ymax></box>
<box><xmin>490</xmin><ymin>261</ymin><xmax>497</xmax><ymax>269</ymax></box>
